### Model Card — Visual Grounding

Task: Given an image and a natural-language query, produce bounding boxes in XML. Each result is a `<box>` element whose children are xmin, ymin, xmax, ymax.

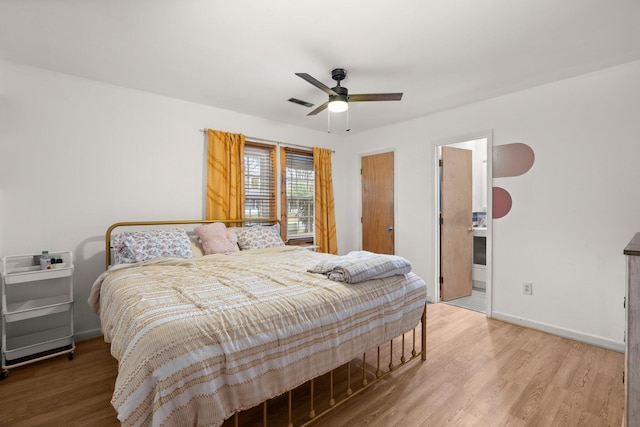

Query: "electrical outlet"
<box><xmin>523</xmin><ymin>282</ymin><xmax>533</xmax><ymax>295</ymax></box>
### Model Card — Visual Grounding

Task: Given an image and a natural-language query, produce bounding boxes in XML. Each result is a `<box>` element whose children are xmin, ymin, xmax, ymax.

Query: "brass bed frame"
<box><xmin>104</xmin><ymin>218</ymin><xmax>427</xmax><ymax>427</ymax></box>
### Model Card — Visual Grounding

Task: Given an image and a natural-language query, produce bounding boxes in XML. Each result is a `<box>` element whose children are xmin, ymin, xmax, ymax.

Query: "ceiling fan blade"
<box><xmin>288</xmin><ymin>98</ymin><xmax>314</xmax><ymax>108</ymax></box>
<box><xmin>307</xmin><ymin>101</ymin><xmax>329</xmax><ymax>116</ymax></box>
<box><xmin>296</xmin><ymin>73</ymin><xmax>338</xmax><ymax>96</ymax></box>
<box><xmin>348</xmin><ymin>93</ymin><xmax>403</xmax><ymax>102</ymax></box>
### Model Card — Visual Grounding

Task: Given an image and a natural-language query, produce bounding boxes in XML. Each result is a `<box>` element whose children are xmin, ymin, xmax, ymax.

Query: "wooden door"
<box><xmin>440</xmin><ymin>146</ymin><xmax>473</xmax><ymax>301</ymax></box>
<box><xmin>361</xmin><ymin>152</ymin><xmax>394</xmax><ymax>254</ymax></box>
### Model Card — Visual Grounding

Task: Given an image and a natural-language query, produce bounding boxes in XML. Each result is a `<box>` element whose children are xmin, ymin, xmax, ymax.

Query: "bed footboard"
<box><xmin>225</xmin><ymin>304</ymin><xmax>427</xmax><ymax>427</ymax></box>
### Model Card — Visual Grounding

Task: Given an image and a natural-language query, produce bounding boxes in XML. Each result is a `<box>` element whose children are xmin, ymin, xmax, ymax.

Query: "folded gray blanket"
<box><xmin>308</xmin><ymin>250</ymin><xmax>412</xmax><ymax>284</ymax></box>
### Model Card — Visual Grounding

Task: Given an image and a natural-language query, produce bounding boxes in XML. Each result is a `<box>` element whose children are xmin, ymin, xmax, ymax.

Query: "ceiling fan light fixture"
<box><xmin>294</xmin><ymin>69</ymin><xmax>403</xmax><ymax>119</ymax></box>
<box><xmin>328</xmin><ymin>96</ymin><xmax>348</xmax><ymax>113</ymax></box>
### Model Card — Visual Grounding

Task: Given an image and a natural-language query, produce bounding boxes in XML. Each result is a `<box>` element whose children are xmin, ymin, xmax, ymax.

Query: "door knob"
<box><xmin>386</xmin><ymin>226</ymin><xmax>393</xmax><ymax>231</ymax></box>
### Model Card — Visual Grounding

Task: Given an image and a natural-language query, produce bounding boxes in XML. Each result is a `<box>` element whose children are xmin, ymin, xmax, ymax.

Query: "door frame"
<box><xmin>433</xmin><ymin>131</ymin><xmax>493</xmax><ymax>317</ymax></box>
<box><xmin>358</xmin><ymin>148</ymin><xmax>397</xmax><ymax>252</ymax></box>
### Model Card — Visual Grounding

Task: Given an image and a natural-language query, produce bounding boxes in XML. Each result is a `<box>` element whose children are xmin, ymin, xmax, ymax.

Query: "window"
<box><xmin>244</xmin><ymin>144</ymin><xmax>276</xmax><ymax>219</ymax></box>
<box><xmin>242</xmin><ymin>143</ymin><xmax>315</xmax><ymax>243</ymax></box>
<box><xmin>285</xmin><ymin>151</ymin><xmax>314</xmax><ymax>241</ymax></box>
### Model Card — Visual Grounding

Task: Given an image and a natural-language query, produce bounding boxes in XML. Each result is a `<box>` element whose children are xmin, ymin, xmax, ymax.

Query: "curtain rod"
<box><xmin>200</xmin><ymin>129</ymin><xmax>334</xmax><ymax>153</ymax></box>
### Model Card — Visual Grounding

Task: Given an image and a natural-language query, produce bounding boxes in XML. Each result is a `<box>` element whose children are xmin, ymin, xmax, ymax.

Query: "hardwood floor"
<box><xmin>0</xmin><ymin>303</ymin><xmax>624</xmax><ymax>426</ymax></box>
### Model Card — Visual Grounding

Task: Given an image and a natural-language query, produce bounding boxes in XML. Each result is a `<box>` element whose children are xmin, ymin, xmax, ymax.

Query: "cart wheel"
<box><xmin>68</xmin><ymin>352</ymin><xmax>74</xmax><ymax>361</ymax></box>
<box><xmin>0</xmin><ymin>370</ymin><xmax>8</xmax><ymax>380</ymax></box>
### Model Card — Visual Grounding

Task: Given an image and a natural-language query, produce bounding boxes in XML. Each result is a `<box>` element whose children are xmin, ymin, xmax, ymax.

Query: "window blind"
<box><xmin>244</xmin><ymin>144</ymin><xmax>276</xmax><ymax>219</ymax></box>
<box><xmin>285</xmin><ymin>151</ymin><xmax>314</xmax><ymax>239</ymax></box>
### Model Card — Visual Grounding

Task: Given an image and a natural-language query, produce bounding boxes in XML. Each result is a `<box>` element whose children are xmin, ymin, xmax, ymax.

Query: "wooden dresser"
<box><xmin>624</xmin><ymin>233</ymin><xmax>640</xmax><ymax>426</ymax></box>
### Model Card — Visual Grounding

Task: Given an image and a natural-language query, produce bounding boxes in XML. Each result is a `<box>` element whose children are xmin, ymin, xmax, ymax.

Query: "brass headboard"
<box><xmin>105</xmin><ymin>218</ymin><xmax>280</xmax><ymax>268</ymax></box>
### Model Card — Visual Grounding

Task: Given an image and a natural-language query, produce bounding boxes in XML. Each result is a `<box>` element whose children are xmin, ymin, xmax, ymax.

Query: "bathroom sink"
<box><xmin>473</xmin><ymin>227</ymin><xmax>487</xmax><ymax>237</ymax></box>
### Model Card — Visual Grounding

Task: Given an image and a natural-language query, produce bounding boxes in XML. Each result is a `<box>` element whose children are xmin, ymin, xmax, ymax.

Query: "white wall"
<box><xmin>0</xmin><ymin>60</ymin><xmax>340</xmax><ymax>339</ymax></box>
<box><xmin>340</xmin><ymin>60</ymin><xmax>640</xmax><ymax>351</ymax></box>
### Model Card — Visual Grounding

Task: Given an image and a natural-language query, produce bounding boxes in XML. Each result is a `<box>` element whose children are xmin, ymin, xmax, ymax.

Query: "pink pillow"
<box><xmin>195</xmin><ymin>223</ymin><xmax>239</xmax><ymax>254</ymax></box>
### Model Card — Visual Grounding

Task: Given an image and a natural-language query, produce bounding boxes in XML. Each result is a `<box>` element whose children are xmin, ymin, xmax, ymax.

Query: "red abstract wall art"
<box><xmin>492</xmin><ymin>143</ymin><xmax>535</xmax><ymax>219</ymax></box>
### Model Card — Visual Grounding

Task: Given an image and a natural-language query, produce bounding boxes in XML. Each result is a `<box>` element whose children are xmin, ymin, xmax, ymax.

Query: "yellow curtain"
<box><xmin>313</xmin><ymin>147</ymin><xmax>338</xmax><ymax>254</ymax></box>
<box><xmin>279</xmin><ymin>146</ymin><xmax>288</xmax><ymax>242</ymax></box>
<box><xmin>205</xmin><ymin>130</ymin><xmax>245</xmax><ymax>220</ymax></box>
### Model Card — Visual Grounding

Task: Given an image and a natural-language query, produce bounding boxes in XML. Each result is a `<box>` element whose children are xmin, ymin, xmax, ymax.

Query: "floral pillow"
<box><xmin>112</xmin><ymin>229</ymin><xmax>193</xmax><ymax>264</ymax></box>
<box><xmin>195</xmin><ymin>222</ymin><xmax>239</xmax><ymax>255</ymax></box>
<box><xmin>236</xmin><ymin>226</ymin><xmax>285</xmax><ymax>250</ymax></box>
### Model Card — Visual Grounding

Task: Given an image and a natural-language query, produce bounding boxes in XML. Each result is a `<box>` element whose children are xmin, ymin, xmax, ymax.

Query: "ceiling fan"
<box><xmin>289</xmin><ymin>68</ymin><xmax>403</xmax><ymax>116</ymax></box>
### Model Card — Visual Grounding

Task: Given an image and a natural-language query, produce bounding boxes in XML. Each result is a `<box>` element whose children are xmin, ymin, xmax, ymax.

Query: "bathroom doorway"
<box><xmin>435</xmin><ymin>134</ymin><xmax>492</xmax><ymax>315</ymax></box>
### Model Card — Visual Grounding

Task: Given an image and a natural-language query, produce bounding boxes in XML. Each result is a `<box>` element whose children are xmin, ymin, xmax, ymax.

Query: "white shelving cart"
<box><xmin>1</xmin><ymin>251</ymin><xmax>75</xmax><ymax>379</ymax></box>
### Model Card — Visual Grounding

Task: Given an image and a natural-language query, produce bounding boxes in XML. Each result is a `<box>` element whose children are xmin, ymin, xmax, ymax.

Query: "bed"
<box><xmin>89</xmin><ymin>219</ymin><xmax>427</xmax><ymax>427</ymax></box>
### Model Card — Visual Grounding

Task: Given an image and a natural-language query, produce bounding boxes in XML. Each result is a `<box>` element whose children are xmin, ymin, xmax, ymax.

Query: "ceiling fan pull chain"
<box><xmin>327</xmin><ymin>109</ymin><xmax>331</xmax><ymax>133</ymax></box>
<box><xmin>346</xmin><ymin>108</ymin><xmax>350</xmax><ymax>132</ymax></box>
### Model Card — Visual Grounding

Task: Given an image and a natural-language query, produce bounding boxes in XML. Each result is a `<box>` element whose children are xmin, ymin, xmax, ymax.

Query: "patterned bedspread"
<box><xmin>89</xmin><ymin>246</ymin><xmax>427</xmax><ymax>427</ymax></box>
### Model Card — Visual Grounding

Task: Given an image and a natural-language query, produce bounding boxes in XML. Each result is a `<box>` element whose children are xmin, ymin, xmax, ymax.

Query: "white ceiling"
<box><xmin>1</xmin><ymin>1</ymin><xmax>639</xmax><ymax>134</ymax></box>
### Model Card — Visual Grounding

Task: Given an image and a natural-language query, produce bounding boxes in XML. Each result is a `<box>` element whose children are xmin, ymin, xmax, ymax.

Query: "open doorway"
<box><xmin>435</xmin><ymin>133</ymin><xmax>492</xmax><ymax>316</ymax></box>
